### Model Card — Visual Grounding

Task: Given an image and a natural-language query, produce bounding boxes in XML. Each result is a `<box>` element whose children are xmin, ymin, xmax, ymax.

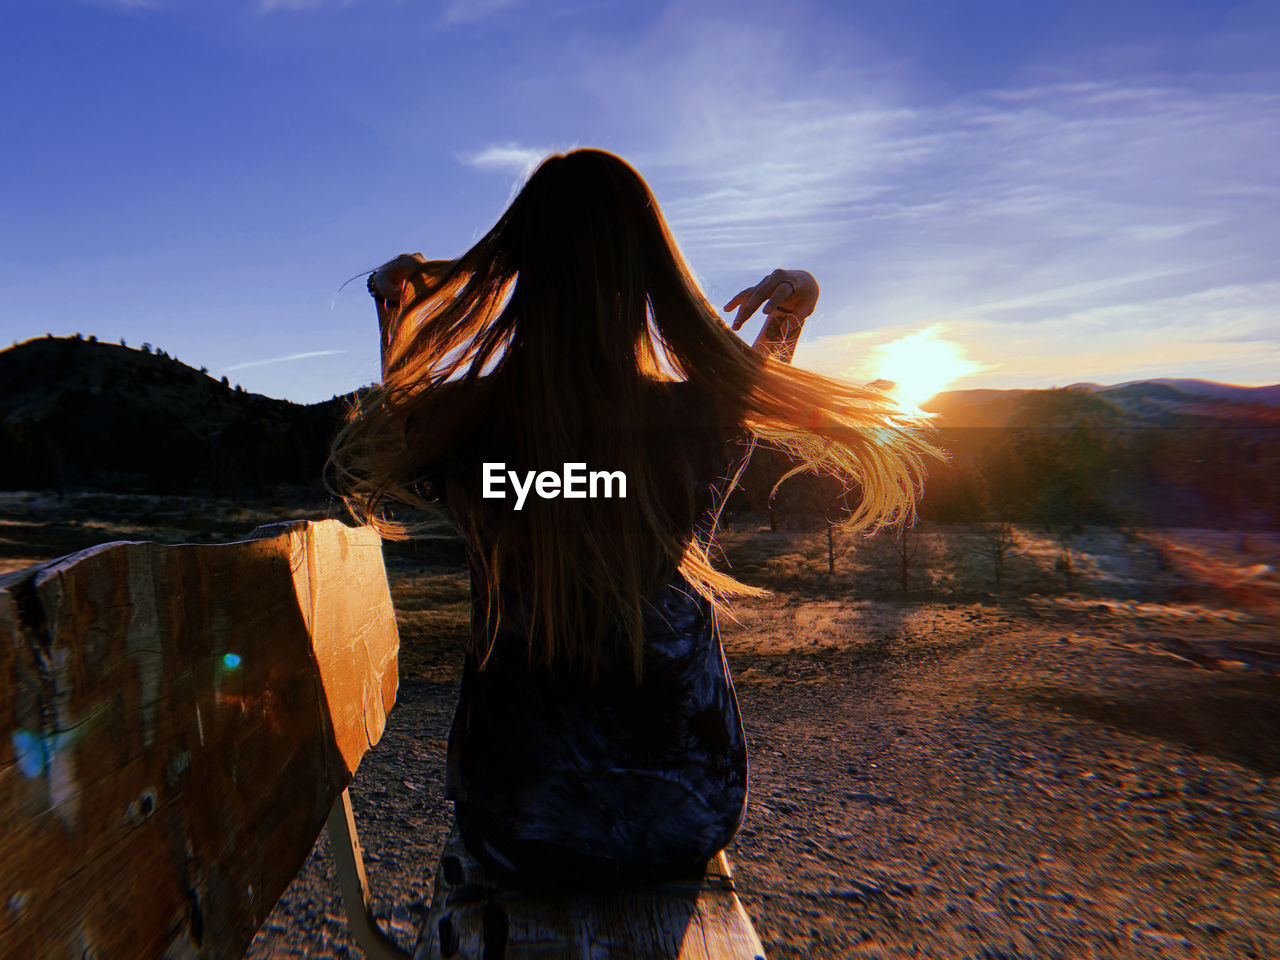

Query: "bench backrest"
<box><xmin>0</xmin><ymin>520</ymin><xmax>399</xmax><ymax>959</ymax></box>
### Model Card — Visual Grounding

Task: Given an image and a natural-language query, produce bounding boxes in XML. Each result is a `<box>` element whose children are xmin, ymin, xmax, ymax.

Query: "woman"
<box><xmin>331</xmin><ymin>148</ymin><xmax>934</xmax><ymax>887</ymax></box>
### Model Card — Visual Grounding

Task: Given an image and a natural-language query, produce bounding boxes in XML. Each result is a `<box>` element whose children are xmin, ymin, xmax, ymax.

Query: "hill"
<box><xmin>728</xmin><ymin>379</ymin><xmax>1278</xmax><ymax>531</ymax></box>
<box><xmin>1106</xmin><ymin>378</ymin><xmax>1280</xmax><ymax>406</ymax></box>
<box><xmin>913</xmin><ymin>381</ymin><xmax>1280</xmax><ymax>530</ymax></box>
<box><xmin>0</xmin><ymin>336</ymin><xmax>349</xmax><ymax>495</ymax></box>
<box><xmin>924</xmin><ymin>379</ymin><xmax>1280</xmax><ymax>429</ymax></box>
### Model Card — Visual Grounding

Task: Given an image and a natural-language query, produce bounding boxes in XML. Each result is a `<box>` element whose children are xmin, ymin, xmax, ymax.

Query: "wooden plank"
<box><xmin>413</xmin><ymin>830</ymin><xmax>767</xmax><ymax>960</ymax></box>
<box><xmin>0</xmin><ymin>520</ymin><xmax>398</xmax><ymax>960</ymax></box>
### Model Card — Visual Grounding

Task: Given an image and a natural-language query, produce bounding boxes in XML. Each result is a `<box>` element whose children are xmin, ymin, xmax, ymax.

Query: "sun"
<box><xmin>871</xmin><ymin>326</ymin><xmax>980</xmax><ymax>409</ymax></box>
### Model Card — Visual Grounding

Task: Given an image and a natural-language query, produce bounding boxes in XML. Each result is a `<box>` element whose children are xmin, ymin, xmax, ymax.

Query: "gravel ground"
<box><xmin>248</xmin><ymin>561</ymin><xmax>1280</xmax><ymax>960</ymax></box>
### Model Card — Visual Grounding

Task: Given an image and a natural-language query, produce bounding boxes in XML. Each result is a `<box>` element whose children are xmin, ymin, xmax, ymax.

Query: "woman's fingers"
<box><xmin>734</xmin><ymin>290</ymin><xmax>769</xmax><ymax>329</ymax></box>
<box><xmin>724</xmin><ymin>287</ymin><xmax>759</xmax><ymax>329</ymax></box>
<box><xmin>725</xmin><ymin>270</ymin><xmax>816</xmax><ymax>331</ymax></box>
<box><xmin>727</xmin><ymin>272</ymin><xmax>784</xmax><ymax>330</ymax></box>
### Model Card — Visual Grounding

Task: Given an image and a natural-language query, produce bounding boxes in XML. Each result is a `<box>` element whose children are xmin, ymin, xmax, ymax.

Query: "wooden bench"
<box><xmin>1</xmin><ymin>520</ymin><xmax>766</xmax><ymax>959</ymax></box>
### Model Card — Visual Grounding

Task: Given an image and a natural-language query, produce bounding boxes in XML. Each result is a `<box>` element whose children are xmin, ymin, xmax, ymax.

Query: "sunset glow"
<box><xmin>872</xmin><ymin>327</ymin><xmax>980</xmax><ymax>409</ymax></box>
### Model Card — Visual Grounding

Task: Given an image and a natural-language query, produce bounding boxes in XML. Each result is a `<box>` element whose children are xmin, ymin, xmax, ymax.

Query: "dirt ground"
<box><xmin>4</xmin><ymin>493</ymin><xmax>1278</xmax><ymax>958</ymax></box>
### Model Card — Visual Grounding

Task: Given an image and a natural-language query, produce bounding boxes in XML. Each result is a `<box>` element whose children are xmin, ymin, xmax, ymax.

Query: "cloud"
<box><xmin>459</xmin><ymin>141</ymin><xmax>582</xmax><ymax>201</ymax></box>
<box><xmin>577</xmin><ymin>12</ymin><xmax>942</xmax><ymax>266</ymax></box>
<box><xmin>1217</xmin><ymin>324</ymin><xmax>1280</xmax><ymax>344</ymax></box>
<box><xmin>640</xmin><ymin>73</ymin><xmax>1275</xmax><ymax>283</ymax></box>
<box><xmin>223</xmin><ymin>349</ymin><xmax>346</xmax><ymax>372</ymax></box>
<box><xmin>460</xmin><ymin>142</ymin><xmax>550</xmax><ymax>178</ymax></box>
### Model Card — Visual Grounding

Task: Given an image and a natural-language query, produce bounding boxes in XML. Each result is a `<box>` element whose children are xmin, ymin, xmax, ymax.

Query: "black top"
<box><xmin>435</xmin><ymin>381</ymin><xmax>750</xmax><ymax>885</ymax></box>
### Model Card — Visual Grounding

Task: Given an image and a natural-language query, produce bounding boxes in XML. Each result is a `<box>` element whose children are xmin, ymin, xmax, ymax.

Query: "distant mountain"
<box><xmin>925</xmin><ymin>378</ymin><xmax>1280</xmax><ymax>429</ymax></box>
<box><xmin>0</xmin><ymin>335</ymin><xmax>350</xmax><ymax>495</ymax></box>
<box><xmin>1102</xmin><ymin>378</ymin><xmax>1280</xmax><ymax>406</ymax></box>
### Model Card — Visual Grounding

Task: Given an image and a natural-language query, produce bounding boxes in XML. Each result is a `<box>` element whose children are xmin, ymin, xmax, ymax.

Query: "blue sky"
<box><xmin>2</xmin><ymin>0</ymin><xmax>1277</xmax><ymax>403</ymax></box>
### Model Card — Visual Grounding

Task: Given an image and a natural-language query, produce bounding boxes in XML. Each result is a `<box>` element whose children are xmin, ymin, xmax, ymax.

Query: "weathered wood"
<box><xmin>414</xmin><ymin>830</ymin><xmax>767</xmax><ymax>960</ymax></box>
<box><xmin>0</xmin><ymin>520</ymin><xmax>398</xmax><ymax>960</ymax></box>
<box><xmin>327</xmin><ymin>787</ymin><xmax>415</xmax><ymax>960</ymax></box>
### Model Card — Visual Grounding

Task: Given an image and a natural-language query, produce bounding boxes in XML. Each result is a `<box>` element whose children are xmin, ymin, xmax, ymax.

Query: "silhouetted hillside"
<box><xmin>0</xmin><ymin>336</ymin><xmax>349</xmax><ymax>496</ymax></box>
<box><xmin>1106</xmin><ymin>378</ymin><xmax>1280</xmax><ymax>406</ymax></box>
<box><xmin>925</xmin><ymin>379</ymin><xmax>1280</xmax><ymax>429</ymax></box>
<box><xmin>916</xmin><ymin>383</ymin><xmax>1280</xmax><ymax>530</ymax></box>
<box><xmin>724</xmin><ymin>381</ymin><xmax>1279</xmax><ymax>531</ymax></box>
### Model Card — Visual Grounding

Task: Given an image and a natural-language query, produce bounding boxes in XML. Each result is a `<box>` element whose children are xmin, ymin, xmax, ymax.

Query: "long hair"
<box><xmin>330</xmin><ymin>149</ymin><xmax>938</xmax><ymax>677</ymax></box>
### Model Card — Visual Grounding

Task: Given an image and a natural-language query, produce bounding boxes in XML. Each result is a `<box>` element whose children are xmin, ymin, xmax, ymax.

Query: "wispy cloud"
<box><xmin>460</xmin><ymin>142</ymin><xmax>550</xmax><ymax>177</ymax></box>
<box><xmin>223</xmin><ymin>349</ymin><xmax>346</xmax><ymax>372</ymax></box>
<box><xmin>460</xmin><ymin>141</ymin><xmax>578</xmax><ymax>200</ymax></box>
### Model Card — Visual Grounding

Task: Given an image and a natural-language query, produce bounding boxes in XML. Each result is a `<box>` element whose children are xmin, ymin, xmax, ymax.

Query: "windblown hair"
<box><xmin>330</xmin><ymin>149</ymin><xmax>938</xmax><ymax>677</ymax></box>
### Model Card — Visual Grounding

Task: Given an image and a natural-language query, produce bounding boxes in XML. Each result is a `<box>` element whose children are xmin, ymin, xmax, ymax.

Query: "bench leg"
<box><xmin>326</xmin><ymin>787</ymin><xmax>413</xmax><ymax>960</ymax></box>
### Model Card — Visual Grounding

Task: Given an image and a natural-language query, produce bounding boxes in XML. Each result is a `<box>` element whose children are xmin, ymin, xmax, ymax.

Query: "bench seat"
<box><xmin>414</xmin><ymin>829</ymin><xmax>766</xmax><ymax>960</ymax></box>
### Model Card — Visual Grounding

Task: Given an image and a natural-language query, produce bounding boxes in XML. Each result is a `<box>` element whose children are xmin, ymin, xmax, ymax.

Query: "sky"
<box><xmin>2</xmin><ymin>0</ymin><xmax>1277</xmax><ymax>403</ymax></box>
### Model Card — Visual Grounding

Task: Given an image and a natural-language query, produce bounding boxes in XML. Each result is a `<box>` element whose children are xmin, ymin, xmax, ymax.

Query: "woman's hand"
<box><xmin>724</xmin><ymin>269</ymin><xmax>819</xmax><ymax>362</ymax></box>
<box><xmin>369</xmin><ymin>252</ymin><xmax>430</xmax><ymax>303</ymax></box>
<box><xmin>369</xmin><ymin>252</ymin><xmax>450</xmax><ymax>374</ymax></box>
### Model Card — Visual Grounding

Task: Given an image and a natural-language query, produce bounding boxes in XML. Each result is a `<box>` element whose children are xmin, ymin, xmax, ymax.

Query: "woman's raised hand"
<box><xmin>368</xmin><ymin>253</ymin><xmax>456</xmax><ymax>370</ymax></box>
<box><xmin>724</xmin><ymin>268</ymin><xmax>819</xmax><ymax>329</ymax></box>
<box><xmin>724</xmin><ymin>268</ymin><xmax>819</xmax><ymax>361</ymax></box>
<box><xmin>369</xmin><ymin>252</ymin><xmax>430</xmax><ymax>302</ymax></box>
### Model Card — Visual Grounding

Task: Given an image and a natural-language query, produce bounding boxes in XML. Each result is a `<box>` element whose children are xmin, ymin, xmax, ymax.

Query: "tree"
<box><xmin>822</xmin><ymin>486</ymin><xmax>851</xmax><ymax>575</ymax></box>
<box><xmin>982</xmin><ymin>516</ymin><xmax>1018</xmax><ymax>588</ymax></box>
<box><xmin>1054</xmin><ymin>550</ymin><xmax>1076</xmax><ymax>591</ymax></box>
<box><xmin>881</xmin><ymin>522</ymin><xmax>920</xmax><ymax>595</ymax></box>
<box><xmin>919</xmin><ymin>461</ymin><xmax>985</xmax><ymax>524</ymax></box>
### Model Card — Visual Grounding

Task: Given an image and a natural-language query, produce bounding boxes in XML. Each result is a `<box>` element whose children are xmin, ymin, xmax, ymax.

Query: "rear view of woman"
<box><xmin>331</xmin><ymin>149</ymin><xmax>935</xmax><ymax>886</ymax></box>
